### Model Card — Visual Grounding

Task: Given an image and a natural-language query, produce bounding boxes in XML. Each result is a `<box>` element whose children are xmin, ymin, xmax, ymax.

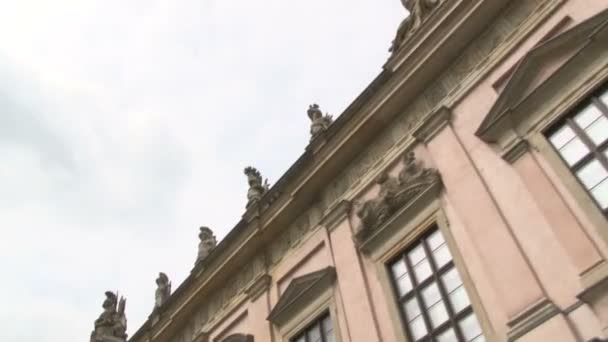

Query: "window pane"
<box><xmin>459</xmin><ymin>313</ymin><xmax>483</xmax><ymax>341</ymax></box>
<box><xmin>442</xmin><ymin>268</ymin><xmax>463</xmax><ymax>293</ymax></box>
<box><xmin>428</xmin><ymin>301</ymin><xmax>449</xmax><ymax>328</ymax></box>
<box><xmin>408</xmin><ymin>316</ymin><xmax>428</xmax><ymax>341</ymax></box>
<box><xmin>396</xmin><ymin>272</ymin><xmax>413</xmax><ymax>296</ymax></box>
<box><xmin>586</xmin><ymin>116</ymin><xmax>608</xmax><ymax>145</ymax></box>
<box><xmin>471</xmin><ymin>336</ymin><xmax>486</xmax><ymax>342</ymax></box>
<box><xmin>427</xmin><ymin>230</ymin><xmax>445</xmax><ymax>250</ymax></box>
<box><xmin>307</xmin><ymin>323</ymin><xmax>321</xmax><ymax>342</ymax></box>
<box><xmin>576</xmin><ymin>159</ymin><xmax>608</xmax><ymax>189</ymax></box>
<box><xmin>295</xmin><ymin>336</ymin><xmax>306</xmax><ymax>342</ymax></box>
<box><xmin>404</xmin><ymin>297</ymin><xmax>422</xmax><ymax>321</ymax></box>
<box><xmin>549</xmin><ymin>125</ymin><xmax>575</xmax><ymax>149</ymax></box>
<box><xmin>574</xmin><ymin>104</ymin><xmax>602</xmax><ymax>128</ymax></box>
<box><xmin>408</xmin><ymin>245</ymin><xmax>426</xmax><ymax>265</ymax></box>
<box><xmin>559</xmin><ymin>137</ymin><xmax>589</xmax><ymax>165</ymax></box>
<box><xmin>392</xmin><ymin>259</ymin><xmax>407</xmax><ymax>278</ymax></box>
<box><xmin>591</xmin><ymin>179</ymin><xmax>608</xmax><ymax>209</ymax></box>
<box><xmin>422</xmin><ymin>282</ymin><xmax>442</xmax><ymax>307</ymax></box>
<box><xmin>413</xmin><ymin>259</ymin><xmax>433</xmax><ymax>283</ymax></box>
<box><xmin>433</xmin><ymin>244</ymin><xmax>453</xmax><ymax>268</ymax></box>
<box><xmin>449</xmin><ymin>286</ymin><xmax>471</xmax><ymax>313</ymax></box>
<box><xmin>601</xmin><ymin>88</ymin><xmax>608</xmax><ymax>105</ymax></box>
<box><xmin>322</xmin><ymin>317</ymin><xmax>334</xmax><ymax>342</ymax></box>
<box><xmin>437</xmin><ymin>328</ymin><xmax>458</xmax><ymax>342</ymax></box>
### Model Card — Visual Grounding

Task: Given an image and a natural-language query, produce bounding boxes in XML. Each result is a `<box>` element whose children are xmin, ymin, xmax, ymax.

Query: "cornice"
<box><xmin>245</xmin><ymin>274</ymin><xmax>272</xmax><ymax>302</ymax></box>
<box><xmin>506</xmin><ymin>297</ymin><xmax>560</xmax><ymax>342</ymax></box>
<box><xmin>413</xmin><ymin>105</ymin><xmax>452</xmax><ymax>143</ymax></box>
<box><xmin>319</xmin><ymin>200</ymin><xmax>352</xmax><ymax>232</ymax></box>
<box><xmin>501</xmin><ymin>138</ymin><xmax>529</xmax><ymax>164</ymax></box>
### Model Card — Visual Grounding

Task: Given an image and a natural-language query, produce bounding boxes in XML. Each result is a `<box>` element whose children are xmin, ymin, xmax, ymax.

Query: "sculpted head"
<box><xmin>307</xmin><ymin>104</ymin><xmax>323</xmax><ymax>121</ymax></box>
<box><xmin>199</xmin><ymin>227</ymin><xmax>215</xmax><ymax>241</ymax></box>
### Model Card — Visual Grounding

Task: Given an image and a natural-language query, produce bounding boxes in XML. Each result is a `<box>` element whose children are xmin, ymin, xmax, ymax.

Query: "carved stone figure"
<box><xmin>90</xmin><ymin>291</ymin><xmax>128</xmax><ymax>342</ymax></box>
<box><xmin>154</xmin><ymin>272</ymin><xmax>171</xmax><ymax>310</ymax></box>
<box><xmin>355</xmin><ymin>151</ymin><xmax>440</xmax><ymax>239</ymax></box>
<box><xmin>390</xmin><ymin>0</ymin><xmax>441</xmax><ymax>53</ymax></box>
<box><xmin>307</xmin><ymin>104</ymin><xmax>333</xmax><ymax>140</ymax></box>
<box><xmin>197</xmin><ymin>227</ymin><xmax>217</xmax><ymax>264</ymax></box>
<box><xmin>244</xmin><ymin>166</ymin><xmax>270</xmax><ymax>208</ymax></box>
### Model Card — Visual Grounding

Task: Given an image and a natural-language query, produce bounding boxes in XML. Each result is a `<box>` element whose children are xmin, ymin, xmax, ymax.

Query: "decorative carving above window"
<box><xmin>354</xmin><ymin>152</ymin><xmax>441</xmax><ymax>248</ymax></box>
<box><xmin>222</xmin><ymin>334</ymin><xmax>254</xmax><ymax>342</ymax></box>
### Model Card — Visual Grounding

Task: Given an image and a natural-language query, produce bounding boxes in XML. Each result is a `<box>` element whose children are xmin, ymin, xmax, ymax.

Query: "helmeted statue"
<box><xmin>196</xmin><ymin>226</ymin><xmax>217</xmax><ymax>264</ymax></box>
<box><xmin>244</xmin><ymin>166</ymin><xmax>270</xmax><ymax>208</ymax></box>
<box><xmin>390</xmin><ymin>0</ymin><xmax>441</xmax><ymax>53</ymax></box>
<box><xmin>90</xmin><ymin>291</ymin><xmax>128</xmax><ymax>342</ymax></box>
<box><xmin>154</xmin><ymin>272</ymin><xmax>171</xmax><ymax>310</ymax></box>
<box><xmin>307</xmin><ymin>104</ymin><xmax>333</xmax><ymax>140</ymax></box>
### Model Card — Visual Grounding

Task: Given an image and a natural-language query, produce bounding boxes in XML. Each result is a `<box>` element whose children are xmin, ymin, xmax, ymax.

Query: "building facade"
<box><xmin>92</xmin><ymin>0</ymin><xmax>608</xmax><ymax>341</ymax></box>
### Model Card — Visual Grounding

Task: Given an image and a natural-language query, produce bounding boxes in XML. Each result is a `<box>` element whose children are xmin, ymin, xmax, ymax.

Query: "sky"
<box><xmin>0</xmin><ymin>0</ymin><xmax>404</xmax><ymax>341</ymax></box>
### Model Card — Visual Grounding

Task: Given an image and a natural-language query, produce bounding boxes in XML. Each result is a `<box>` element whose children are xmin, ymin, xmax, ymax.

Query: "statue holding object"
<box><xmin>90</xmin><ymin>291</ymin><xmax>128</xmax><ymax>342</ymax></box>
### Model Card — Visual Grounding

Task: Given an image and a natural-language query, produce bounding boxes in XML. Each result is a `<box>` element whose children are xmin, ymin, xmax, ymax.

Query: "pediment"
<box><xmin>267</xmin><ymin>267</ymin><xmax>336</xmax><ymax>325</ymax></box>
<box><xmin>476</xmin><ymin>9</ymin><xmax>608</xmax><ymax>142</ymax></box>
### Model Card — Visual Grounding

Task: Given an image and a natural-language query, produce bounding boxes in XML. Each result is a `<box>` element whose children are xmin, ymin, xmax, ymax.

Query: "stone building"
<box><xmin>92</xmin><ymin>0</ymin><xmax>608</xmax><ymax>341</ymax></box>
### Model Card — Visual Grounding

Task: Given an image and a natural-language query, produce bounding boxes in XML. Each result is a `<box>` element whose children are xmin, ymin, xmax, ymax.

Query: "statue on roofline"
<box><xmin>90</xmin><ymin>291</ymin><xmax>128</xmax><ymax>342</ymax></box>
<box><xmin>196</xmin><ymin>226</ymin><xmax>217</xmax><ymax>264</ymax></box>
<box><xmin>244</xmin><ymin>166</ymin><xmax>270</xmax><ymax>208</ymax></box>
<box><xmin>307</xmin><ymin>104</ymin><xmax>333</xmax><ymax>140</ymax></box>
<box><xmin>390</xmin><ymin>0</ymin><xmax>441</xmax><ymax>53</ymax></box>
<box><xmin>154</xmin><ymin>272</ymin><xmax>171</xmax><ymax>311</ymax></box>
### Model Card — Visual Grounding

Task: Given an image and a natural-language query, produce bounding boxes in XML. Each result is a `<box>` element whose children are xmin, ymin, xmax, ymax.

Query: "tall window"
<box><xmin>291</xmin><ymin>313</ymin><xmax>334</xmax><ymax>342</ymax></box>
<box><xmin>547</xmin><ymin>86</ymin><xmax>608</xmax><ymax>214</ymax></box>
<box><xmin>389</xmin><ymin>228</ymin><xmax>484</xmax><ymax>342</ymax></box>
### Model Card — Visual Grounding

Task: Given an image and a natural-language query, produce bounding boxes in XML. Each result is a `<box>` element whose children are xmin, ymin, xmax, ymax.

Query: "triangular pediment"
<box><xmin>267</xmin><ymin>267</ymin><xmax>335</xmax><ymax>324</ymax></box>
<box><xmin>476</xmin><ymin>9</ymin><xmax>608</xmax><ymax>141</ymax></box>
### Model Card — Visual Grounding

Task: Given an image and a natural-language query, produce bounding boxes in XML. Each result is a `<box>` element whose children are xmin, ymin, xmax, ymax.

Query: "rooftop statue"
<box><xmin>90</xmin><ymin>291</ymin><xmax>128</xmax><ymax>342</ymax></box>
<box><xmin>196</xmin><ymin>227</ymin><xmax>217</xmax><ymax>264</ymax></box>
<box><xmin>154</xmin><ymin>272</ymin><xmax>171</xmax><ymax>311</ymax></box>
<box><xmin>390</xmin><ymin>0</ymin><xmax>441</xmax><ymax>53</ymax></box>
<box><xmin>307</xmin><ymin>104</ymin><xmax>333</xmax><ymax>140</ymax></box>
<box><xmin>244</xmin><ymin>166</ymin><xmax>270</xmax><ymax>208</ymax></box>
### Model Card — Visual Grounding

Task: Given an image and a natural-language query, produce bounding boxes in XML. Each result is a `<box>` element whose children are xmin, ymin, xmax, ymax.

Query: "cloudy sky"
<box><xmin>0</xmin><ymin>0</ymin><xmax>403</xmax><ymax>340</ymax></box>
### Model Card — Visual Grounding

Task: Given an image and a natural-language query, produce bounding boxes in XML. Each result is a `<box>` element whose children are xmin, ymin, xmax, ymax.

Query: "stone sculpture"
<box><xmin>244</xmin><ymin>166</ymin><xmax>270</xmax><ymax>208</ymax></box>
<box><xmin>355</xmin><ymin>151</ymin><xmax>440</xmax><ymax>239</ymax></box>
<box><xmin>307</xmin><ymin>104</ymin><xmax>333</xmax><ymax>140</ymax></box>
<box><xmin>197</xmin><ymin>226</ymin><xmax>217</xmax><ymax>264</ymax></box>
<box><xmin>390</xmin><ymin>0</ymin><xmax>441</xmax><ymax>53</ymax></box>
<box><xmin>154</xmin><ymin>272</ymin><xmax>171</xmax><ymax>310</ymax></box>
<box><xmin>90</xmin><ymin>291</ymin><xmax>128</xmax><ymax>342</ymax></box>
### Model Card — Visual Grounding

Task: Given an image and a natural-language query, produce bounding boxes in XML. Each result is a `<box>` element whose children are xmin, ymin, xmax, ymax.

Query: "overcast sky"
<box><xmin>0</xmin><ymin>0</ymin><xmax>404</xmax><ymax>341</ymax></box>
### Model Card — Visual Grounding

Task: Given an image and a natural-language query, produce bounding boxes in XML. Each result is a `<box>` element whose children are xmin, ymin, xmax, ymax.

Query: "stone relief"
<box><xmin>244</xmin><ymin>167</ymin><xmax>270</xmax><ymax>208</ymax></box>
<box><xmin>154</xmin><ymin>272</ymin><xmax>172</xmax><ymax>311</ymax></box>
<box><xmin>354</xmin><ymin>151</ymin><xmax>440</xmax><ymax>239</ymax></box>
<box><xmin>197</xmin><ymin>227</ymin><xmax>217</xmax><ymax>264</ymax></box>
<box><xmin>390</xmin><ymin>0</ymin><xmax>442</xmax><ymax>53</ymax></box>
<box><xmin>307</xmin><ymin>104</ymin><xmax>334</xmax><ymax>140</ymax></box>
<box><xmin>90</xmin><ymin>291</ymin><xmax>128</xmax><ymax>342</ymax></box>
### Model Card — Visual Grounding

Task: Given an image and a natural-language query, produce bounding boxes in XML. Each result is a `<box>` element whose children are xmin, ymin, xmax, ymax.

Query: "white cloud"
<box><xmin>0</xmin><ymin>0</ymin><xmax>405</xmax><ymax>341</ymax></box>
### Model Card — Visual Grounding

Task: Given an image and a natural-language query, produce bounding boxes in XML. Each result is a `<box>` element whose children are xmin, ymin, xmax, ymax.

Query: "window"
<box><xmin>389</xmin><ymin>228</ymin><xmax>484</xmax><ymax>342</ymax></box>
<box><xmin>291</xmin><ymin>313</ymin><xmax>334</xmax><ymax>342</ymax></box>
<box><xmin>547</xmin><ymin>85</ymin><xmax>608</xmax><ymax>214</ymax></box>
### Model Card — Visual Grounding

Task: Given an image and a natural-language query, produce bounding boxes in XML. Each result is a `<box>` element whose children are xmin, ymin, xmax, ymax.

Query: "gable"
<box><xmin>476</xmin><ymin>8</ymin><xmax>608</xmax><ymax>141</ymax></box>
<box><xmin>267</xmin><ymin>267</ymin><xmax>336</xmax><ymax>325</ymax></box>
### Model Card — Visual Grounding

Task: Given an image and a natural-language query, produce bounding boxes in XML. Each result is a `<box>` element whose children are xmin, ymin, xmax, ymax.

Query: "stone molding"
<box><xmin>267</xmin><ymin>267</ymin><xmax>336</xmax><ymax>327</ymax></box>
<box><xmin>412</xmin><ymin>105</ymin><xmax>452</xmax><ymax>143</ymax></box>
<box><xmin>221</xmin><ymin>334</ymin><xmax>254</xmax><ymax>342</ymax></box>
<box><xmin>501</xmin><ymin>138</ymin><xmax>530</xmax><ymax>164</ymax></box>
<box><xmin>245</xmin><ymin>275</ymin><xmax>271</xmax><ymax>303</ymax></box>
<box><xmin>319</xmin><ymin>200</ymin><xmax>352</xmax><ymax>232</ymax></box>
<box><xmin>506</xmin><ymin>297</ymin><xmax>560</xmax><ymax>342</ymax></box>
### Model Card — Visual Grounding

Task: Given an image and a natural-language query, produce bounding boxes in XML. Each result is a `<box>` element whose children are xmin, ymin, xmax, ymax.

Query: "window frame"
<box><xmin>387</xmin><ymin>227</ymin><xmax>481</xmax><ymax>342</ymax></box>
<box><xmin>545</xmin><ymin>84</ymin><xmax>608</xmax><ymax>216</ymax></box>
<box><xmin>290</xmin><ymin>312</ymin><xmax>334</xmax><ymax>342</ymax></box>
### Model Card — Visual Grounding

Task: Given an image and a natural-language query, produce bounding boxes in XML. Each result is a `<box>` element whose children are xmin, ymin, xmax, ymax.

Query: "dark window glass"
<box><xmin>292</xmin><ymin>313</ymin><xmax>334</xmax><ymax>342</ymax></box>
<box><xmin>547</xmin><ymin>86</ymin><xmax>608</xmax><ymax>214</ymax></box>
<box><xmin>389</xmin><ymin>228</ymin><xmax>484</xmax><ymax>342</ymax></box>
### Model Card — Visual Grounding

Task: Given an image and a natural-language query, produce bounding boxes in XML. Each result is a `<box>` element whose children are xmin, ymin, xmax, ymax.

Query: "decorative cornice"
<box><xmin>501</xmin><ymin>138</ymin><xmax>529</xmax><ymax>164</ymax></box>
<box><xmin>506</xmin><ymin>298</ymin><xmax>560</xmax><ymax>342</ymax></box>
<box><xmin>413</xmin><ymin>105</ymin><xmax>452</xmax><ymax>143</ymax></box>
<box><xmin>245</xmin><ymin>275</ymin><xmax>271</xmax><ymax>302</ymax></box>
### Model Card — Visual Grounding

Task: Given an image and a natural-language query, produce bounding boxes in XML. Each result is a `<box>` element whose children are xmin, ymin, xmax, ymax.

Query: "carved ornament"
<box><xmin>90</xmin><ymin>291</ymin><xmax>128</xmax><ymax>342</ymax></box>
<box><xmin>354</xmin><ymin>151</ymin><xmax>440</xmax><ymax>242</ymax></box>
<box><xmin>154</xmin><ymin>272</ymin><xmax>171</xmax><ymax>311</ymax></box>
<box><xmin>308</xmin><ymin>104</ymin><xmax>334</xmax><ymax>141</ymax></box>
<box><xmin>196</xmin><ymin>227</ymin><xmax>217</xmax><ymax>265</ymax></box>
<box><xmin>244</xmin><ymin>167</ymin><xmax>270</xmax><ymax>208</ymax></box>
<box><xmin>390</xmin><ymin>0</ymin><xmax>442</xmax><ymax>53</ymax></box>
